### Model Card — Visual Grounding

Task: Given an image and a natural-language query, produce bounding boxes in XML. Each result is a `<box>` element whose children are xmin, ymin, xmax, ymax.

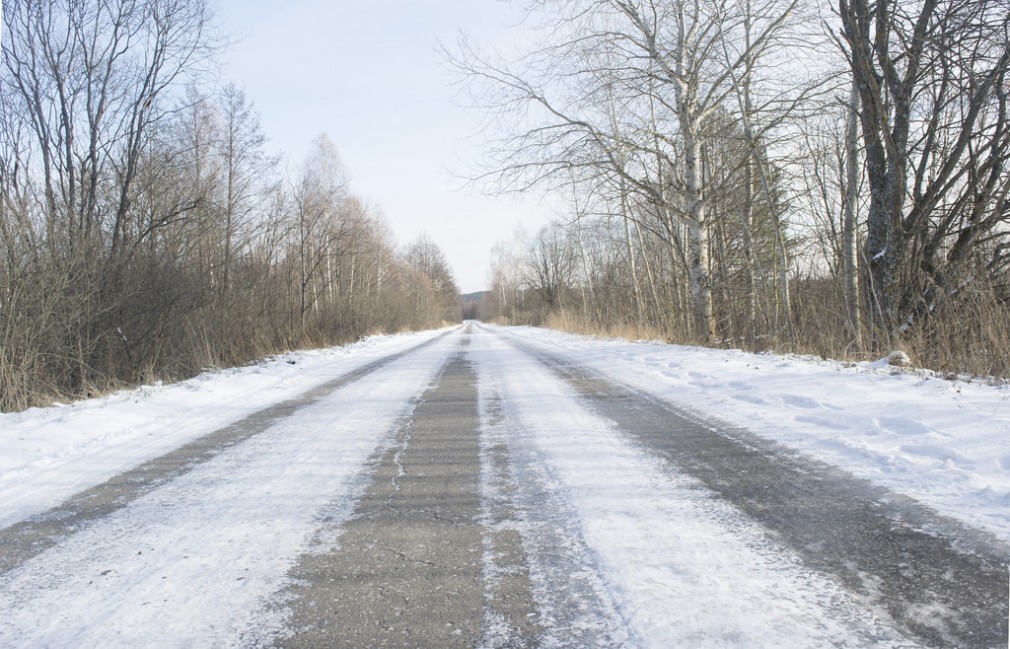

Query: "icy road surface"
<box><xmin>0</xmin><ymin>324</ymin><xmax>1007</xmax><ymax>647</ymax></box>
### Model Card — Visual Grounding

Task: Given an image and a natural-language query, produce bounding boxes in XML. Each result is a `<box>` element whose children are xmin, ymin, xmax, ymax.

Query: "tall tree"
<box><xmin>293</xmin><ymin>134</ymin><xmax>348</xmax><ymax>331</ymax></box>
<box><xmin>454</xmin><ymin>0</ymin><xmax>812</xmax><ymax>342</ymax></box>
<box><xmin>217</xmin><ymin>84</ymin><xmax>273</xmax><ymax>293</ymax></box>
<box><xmin>838</xmin><ymin>0</ymin><xmax>1010</xmax><ymax>338</ymax></box>
<box><xmin>1</xmin><ymin>0</ymin><xmax>217</xmax><ymax>249</ymax></box>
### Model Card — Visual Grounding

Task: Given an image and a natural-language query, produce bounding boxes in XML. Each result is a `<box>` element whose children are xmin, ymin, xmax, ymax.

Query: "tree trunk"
<box><xmin>683</xmin><ymin>128</ymin><xmax>716</xmax><ymax>343</ymax></box>
<box><xmin>843</xmin><ymin>78</ymin><xmax>863</xmax><ymax>348</ymax></box>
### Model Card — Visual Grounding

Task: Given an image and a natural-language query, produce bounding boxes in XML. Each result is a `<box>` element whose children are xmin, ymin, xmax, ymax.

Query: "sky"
<box><xmin>215</xmin><ymin>0</ymin><xmax>549</xmax><ymax>294</ymax></box>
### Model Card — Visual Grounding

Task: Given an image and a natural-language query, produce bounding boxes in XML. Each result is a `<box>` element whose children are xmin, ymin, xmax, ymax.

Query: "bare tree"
<box><xmin>2</xmin><ymin>0</ymin><xmax>217</xmax><ymax>249</ymax></box>
<box><xmin>837</xmin><ymin>0</ymin><xmax>1010</xmax><ymax>338</ymax></box>
<box><xmin>217</xmin><ymin>84</ymin><xmax>274</xmax><ymax>293</ymax></box>
<box><xmin>524</xmin><ymin>224</ymin><xmax>577</xmax><ymax>312</ymax></box>
<box><xmin>842</xmin><ymin>78</ymin><xmax>863</xmax><ymax>346</ymax></box>
<box><xmin>406</xmin><ymin>235</ymin><xmax>461</xmax><ymax>324</ymax></box>
<box><xmin>293</xmin><ymin>134</ymin><xmax>348</xmax><ymax>331</ymax></box>
<box><xmin>0</xmin><ymin>3</ymin><xmax>469</xmax><ymax>410</ymax></box>
<box><xmin>453</xmin><ymin>0</ymin><xmax>816</xmax><ymax>343</ymax></box>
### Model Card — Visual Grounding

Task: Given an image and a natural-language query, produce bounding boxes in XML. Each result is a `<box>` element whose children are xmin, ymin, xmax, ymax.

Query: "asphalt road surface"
<box><xmin>0</xmin><ymin>324</ymin><xmax>1007</xmax><ymax>648</ymax></box>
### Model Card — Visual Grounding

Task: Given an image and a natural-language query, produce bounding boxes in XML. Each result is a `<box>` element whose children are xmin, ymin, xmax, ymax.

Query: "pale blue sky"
<box><xmin>216</xmin><ymin>0</ymin><xmax>546</xmax><ymax>293</ymax></box>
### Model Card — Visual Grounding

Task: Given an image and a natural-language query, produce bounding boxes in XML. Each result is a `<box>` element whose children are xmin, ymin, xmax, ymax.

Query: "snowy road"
<box><xmin>0</xmin><ymin>324</ymin><xmax>1007</xmax><ymax>647</ymax></box>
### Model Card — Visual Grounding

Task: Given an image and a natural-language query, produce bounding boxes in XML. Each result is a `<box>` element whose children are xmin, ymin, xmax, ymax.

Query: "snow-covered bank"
<box><xmin>0</xmin><ymin>328</ymin><xmax>452</xmax><ymax>529</ymax></box>
<box><xmin>496</xmin><ymin>325</ymin><xmax>1010</xmax><ymax>542</ymax></box>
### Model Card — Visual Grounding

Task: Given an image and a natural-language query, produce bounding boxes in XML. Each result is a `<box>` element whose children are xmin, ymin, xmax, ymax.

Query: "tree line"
<box><xmin>459</xmin><ymin>0</ymin><xmax>1010</xmax><ymax>377</ymax></box>
<box><xmin>0</xmin><ymin>0</ymin><xmax>460</xmax><ymax>412</ymax></box>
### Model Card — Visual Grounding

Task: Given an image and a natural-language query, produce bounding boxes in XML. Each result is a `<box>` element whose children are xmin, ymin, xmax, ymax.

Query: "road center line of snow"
<box><xmin>0</xmin><ymin>331</ymin><xmax>451</xmax><ymax>578</ymax></box>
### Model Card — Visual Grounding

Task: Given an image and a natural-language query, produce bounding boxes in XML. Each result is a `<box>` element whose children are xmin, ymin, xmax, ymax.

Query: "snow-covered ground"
<box><xmin>0</xmin><ymin>323</ymin><xmax>1005</xmax><ymax>646</ymax></box>
<box><xmin>3</xmin><ymin>322</ymin><xmax>1007</xmax><ymax>544</ymax></box>
<box><xmin>473</xmin><ymin>329</ymin><xmax>913</xmax><ymax>647</ymax></box>
<box><xmin>0</xmin><ymin>330</ymin><xmax>459</xmax><ymax>647</ymax></box>
<box><xmin>497</xmin><ymin>325</ymin><xmax>1010</xmax><ymax>543</ymax></box>
<box><xmin>0</xmin><ymin>328</ymin><xmax>451</xmax><ymax>530</ymax></box>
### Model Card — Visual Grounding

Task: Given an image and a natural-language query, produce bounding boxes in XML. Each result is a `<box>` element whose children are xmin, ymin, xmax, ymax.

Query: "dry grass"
<box><xmin>526</xmin><ymin>277</ymin><xmax>1010</xmax><ymax>383</ymax></box>
<box><xmin>0</xmin><ymin>250</ymin><xmax>453</xmax><ymax>412</ymax></box>
<box><xmin>544</xmin><ymin>310</ymin><xmax>670</xmax><ymax>343</ymax></box>
<box><xmin>901</xmin><ymin>280</ymin><xmax>1010</xmax><ymax>380</ymax></box>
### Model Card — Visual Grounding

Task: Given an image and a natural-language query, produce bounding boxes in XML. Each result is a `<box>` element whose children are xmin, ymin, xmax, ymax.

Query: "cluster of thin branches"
<box><xmin>0</xmin><ymin>0</ymin><xmax>460</xmax><ymax>411</ymax></box>
<box><xmin>461</xmin><ymin>0</ymin><xmax>1010</xmax><ymax>376</ymax></box>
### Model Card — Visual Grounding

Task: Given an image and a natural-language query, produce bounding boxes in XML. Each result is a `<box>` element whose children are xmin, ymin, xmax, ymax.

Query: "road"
<box><xmin>0</xmin><ymin>324</ymin><xmax>1007</xmax><ymax>648</ymax></box>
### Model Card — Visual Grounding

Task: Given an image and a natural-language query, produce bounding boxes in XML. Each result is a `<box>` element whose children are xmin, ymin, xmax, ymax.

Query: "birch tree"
<box><xmin>842</xmin><ymin>79</ymin><xmax>862</xmax><ymax>346</ymax></box>
<box><xmin>454</xmin><ymin>0</ymin><xmax>813</xmax><ymax>342</ymax></box>
<box><xmin>217</xmin><ymin>84</ymin><xmax>274</xmax><ymax>293</ymax></box>
<box><xmin>293</xmin><ymin>135</ymin><xmax>347</xmax><ymax>331</ymax></box>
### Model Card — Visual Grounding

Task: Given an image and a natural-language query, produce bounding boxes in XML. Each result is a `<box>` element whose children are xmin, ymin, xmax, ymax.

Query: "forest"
<box><xmin>461</xmin><ymin>0</ymin><xmax>1010</xmax><ymax>379</ymax></box>
<box><xmin>0</xmin><ymin>0</ymin><xmax>460</xmax><ymax>411</ymax></box>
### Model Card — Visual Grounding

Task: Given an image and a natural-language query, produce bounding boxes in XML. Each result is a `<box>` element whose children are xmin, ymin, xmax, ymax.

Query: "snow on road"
<box><xmin>0</xmin><ymin>323</ymin><xmax>1006</xmax><ymax>646</ymax></box>
<box><xmin>0</xmin><ymin>328</ymin><xmax>451</xmax><ymax>529</ymax></box>
<box><xmin>0</xmin><ymin>333</ymin><xmax>457</xmax><ymax>647</ymax></box>
<box><xmin>496</xmin><ymin>326</ymin><xmax>1010</xmax><ymax>543</ymax></box>
<box><xmin>473</xmin><ymin>329</ymin><xmax>914</xmax><ymax>648</ymax></box>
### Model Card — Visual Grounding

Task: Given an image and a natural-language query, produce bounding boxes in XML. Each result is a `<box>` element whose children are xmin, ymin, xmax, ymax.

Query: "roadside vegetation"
<box><xmin>0</xmin><ymin>1</ymin><xmax>460</xmax><ymax>412</ymax></box>
<box><xmin>457</xmin><ymin>0</ymin><xmax>1010</xmax><ymax>379</ymax></box>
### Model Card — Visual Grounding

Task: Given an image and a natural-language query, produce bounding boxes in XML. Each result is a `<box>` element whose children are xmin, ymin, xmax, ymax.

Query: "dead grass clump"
<box><xmin>544</xmin><ymin>310</ymin><xmax>669</xmax><ymax>342</ymax></box>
